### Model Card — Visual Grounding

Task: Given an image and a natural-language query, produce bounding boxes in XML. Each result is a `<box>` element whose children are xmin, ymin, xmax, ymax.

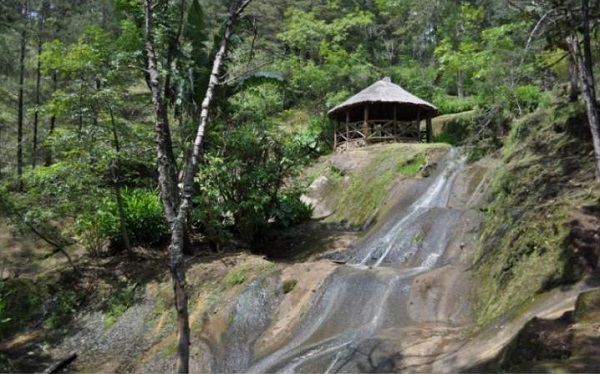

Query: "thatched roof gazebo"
<box><xmin>327</xmin><ymin>77</ymin><xmax>438</xmax><ymax>149</ymax></box>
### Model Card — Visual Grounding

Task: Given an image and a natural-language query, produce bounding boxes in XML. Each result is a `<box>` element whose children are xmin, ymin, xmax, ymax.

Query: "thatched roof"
<box><xmin>327</xmin><ymin>77</ymin><xmax>438</xmax><ymax>122</ymax></box>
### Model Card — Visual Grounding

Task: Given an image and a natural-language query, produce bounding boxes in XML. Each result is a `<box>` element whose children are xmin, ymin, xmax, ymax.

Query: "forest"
<box><xmin>0</xmin><ymin>0</ymin><xmax>599</xmax><ymax>372</ymax></box>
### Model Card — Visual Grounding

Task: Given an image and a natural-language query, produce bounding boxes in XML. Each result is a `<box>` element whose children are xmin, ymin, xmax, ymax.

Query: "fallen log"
<box><xmin>42</xmin><ymin>352</ymin><xmax>77</xmax><ymax>374</ymax></box>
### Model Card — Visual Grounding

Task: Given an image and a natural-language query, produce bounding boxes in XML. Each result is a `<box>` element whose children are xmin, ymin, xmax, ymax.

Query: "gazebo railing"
<box><xmin>335</xmin><ymin>120</ymin><xmax>422</xmax><ymax>148</ymax></box>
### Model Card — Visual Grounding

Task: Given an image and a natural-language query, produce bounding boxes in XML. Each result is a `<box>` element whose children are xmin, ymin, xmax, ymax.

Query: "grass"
<box><xmin>397</xmin><ymin>153</ymin><xmax>425</xmax><ymax>177</ymax></box>
<box><xmin>103</xmin><ymin>286</ymin><xmax>135</xmax><ymax>329</ymax></box>
<box><xmin>224</xmin><ymin>269</ymin><xmax>247</xmax><ymax>287</ymax></box>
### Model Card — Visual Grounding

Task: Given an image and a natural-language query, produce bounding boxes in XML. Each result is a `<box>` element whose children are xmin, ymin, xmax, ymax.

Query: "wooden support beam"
<box><xmin>363</xmin><ymin>106</ymin><xmax>369</xmax><ymax>138</ymax></box>
<box><xmin>334</xmin><ymin>120</ymin><xmax>338</xmax><ymax>149</ymax></box>
<box><xmin>416</xmin><ymin>109</ymin><xmax>421</xmax><ymax>142</ymax></box>
<box><xmin>346</xmin><ymin>110</ymin><xmax>350</xmax><ymax>150</ymax></box>
<box><xmin>426</xmin><ymin>115</ymin><xmax>433</xmax><ymax>143</ymax></box>
<box><xmin>393</xmin><ymin>104</ymin><xmax>398</xmax><ymax>142</ymax></box>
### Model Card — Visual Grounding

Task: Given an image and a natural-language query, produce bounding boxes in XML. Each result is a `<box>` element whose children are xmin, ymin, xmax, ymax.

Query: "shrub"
<box><xmin>514</xmin><ymin>84</ymin><xmax>545</xmax><ymax>114</ymax></box>
<box><xmin>270</xmin><ymin>190</ymin><xmax>313</xmax><ymax>229</ymax></box>
<box><xmin>224</xmin><ymin>270</ymin><xmax>246</xmax><ymax>286</ymax></box>
<box><xmin>0</xmin><ymin>279</ymin><xmax>40</xmax><ymax>338</ymax></box>
<box><xmin>194</xmin><ymin>120</ymin><xmax>314</xmax><ymax>246</ymax></box>
<box><xmin>77</xmin><ymin>188</ymin><xmax>168</xmax><ymax>252</ymax></box>
<box><xmin>397</xmin><ymin>153</ymin><xmax>425</xmax><ymax>177</ymax></box>
<box><xmin>435</xmin><ymin>113</ymin><xmax>476</xmax><ymax>145</ymax></box>
<box><xmin>434</xmin><ymin>94</ymin><xmax>476</xmax><ymax>115</ymax></box>
<box><xmin>289</xmin><ymin>117</ymin><xmax>333</xmax><ymax>157</ymax></box>
<box><xmin>103</xmin><ymin>285</ymin><xmax>135</xmax><ymax>329</ymax></box>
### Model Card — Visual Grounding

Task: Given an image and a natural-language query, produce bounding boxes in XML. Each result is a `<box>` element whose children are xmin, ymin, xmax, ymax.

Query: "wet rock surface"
<box><xmin>204</xmin><ymin>149</ymin><xmax>499</xmax><ymax>373</ymax></box>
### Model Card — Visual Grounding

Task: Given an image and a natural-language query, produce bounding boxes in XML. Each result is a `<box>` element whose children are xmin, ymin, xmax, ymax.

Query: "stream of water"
<box><xmin>209</xmin><ymin>148</ymin><xmax>476</xmax><ymax>373</ymax></box>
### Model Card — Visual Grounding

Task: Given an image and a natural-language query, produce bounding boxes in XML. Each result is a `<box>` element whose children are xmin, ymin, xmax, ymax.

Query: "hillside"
<box><xmin>0</xmin><ymin>142</ymin><xmax>472</xmax><ymax>372</ymax></box>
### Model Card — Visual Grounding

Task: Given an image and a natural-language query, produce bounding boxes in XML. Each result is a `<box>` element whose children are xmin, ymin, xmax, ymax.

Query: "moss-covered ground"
<box><xmin>302</xmin><ymin>143</ymin><xmax>450</xmax><ymax>230</ymax></box>
<box><xmin>473</xmin><ymin>101</ymin><xmax>600</xmax><ymax>331</ymax></box>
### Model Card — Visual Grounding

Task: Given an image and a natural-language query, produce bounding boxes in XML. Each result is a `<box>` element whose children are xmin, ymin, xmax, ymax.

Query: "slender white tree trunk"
<box><xmin>569</xmin><ymin>33</ymin><xmax>600</xmax><ymax>181</ymax></box>
<box><xmin>145</xmin><ymin>0</ymin><xmax>253</xmax><ymax>372</ymax></box>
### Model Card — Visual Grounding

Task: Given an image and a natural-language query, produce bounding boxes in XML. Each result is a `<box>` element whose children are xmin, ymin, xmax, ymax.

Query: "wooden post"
<box><xmin>346</xmin><ymin>110</ymin><xmax>350</xmax><ymax>150</ymax></box>
<box><xmin>363</xmin><ymin>105</ymin><xmax>369</xmax><ymax>140</ymax></box>
<box><xmin>426</xmin><ymin>115</ymin><xmax>433</xmax><ymax>143</ymax></box>
<box><xmin>333</xmin><ymin>120</ymin><xmax>338</xmax><ymax>150</ymax></box>
<box><xmin>393</xmin><ymin>104</ymin><xmax>397</xmax><ymax>141</ymax></box>
<box><xmin>416</xmin><ymin>109</ymin><xmax>421</xmax><ymax>142</ymax></box>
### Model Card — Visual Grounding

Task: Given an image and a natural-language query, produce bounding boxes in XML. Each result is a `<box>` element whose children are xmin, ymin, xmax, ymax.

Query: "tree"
<box><xmin>144</xmin><ymin>0</ymin><xmax>253</xmax><ymax>371</ymax></box>
<box><xmin>512</xmin><ymin>0</ymin><xmax>600</xmax><ymax>179</ymax></box>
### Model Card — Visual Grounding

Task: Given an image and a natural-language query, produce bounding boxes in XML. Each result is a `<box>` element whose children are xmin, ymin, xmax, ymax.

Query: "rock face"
<box><xmin>408</xmin><ymin>266</ymin><xmax>472</xmax><ymax>325</ymax></box>
<box><xmin>230</xmin><ymin>149</ymin><xmax>501</xmax><ymax>373</ymax></box>
<box><xmin>300</xmin><ymin>175</ymin><xmax>335</xmax><ymax>220</ymax></box>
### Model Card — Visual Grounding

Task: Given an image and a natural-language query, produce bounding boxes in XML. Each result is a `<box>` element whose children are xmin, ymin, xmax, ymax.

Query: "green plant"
<box><xmin>224</xmin><ymin>270</ymin><xmax>246</xmax><ymax>286</ymax></box>
<box><xmin>435</xmin><ymin>114</ymin><xmax>476</xmax><ymax>145</ymax></box>
<box><xmin>0</xmin><ymin>281</ymin><xmax>11</xmax><ymax>326</ymax></box>
<box><xmin>270</xmin><ymin>190</ymin><xmax>313</xmax><ymax>229</ymax></box>
<box><xmin>194</xmin><ymin>119</ymin><xmax>314</xmax><ymax>245</ymax></box>
<box><xmin>398</xmin><ymin>153</ymin><xmax>425</xmax><ymax>177</ymax></box>
<box><xmin>514</xmin><ymin>84</ymin><xmax>546</xmax><ymax>114</ymax></box>
<box><xmin>412</xmin><ymin>232</ymin><xmax>424</xmax><ymax>244</ymax></box>
<box><xmin>77</xmin><ymin>188</ymin><xmax>168</xmax><ymax>252</ymax></box>
<box><xmin>45</xmin><ymin>290</ymin><xmax>78</xmax><ymax>329</ymax></box>
<box><xmin>0</xmin><ymin>279</ymin><xmax>41</xmax><ymax>338</ymax></box>
<box><xmin>103</xmin><ymin>285</ymin><xmax>136</xmax><ymax>329</ymax></box>
<box><xmin>434</xmin><ymin>94</ymin><xmax>476</xmax><ymax>115</ymax></box>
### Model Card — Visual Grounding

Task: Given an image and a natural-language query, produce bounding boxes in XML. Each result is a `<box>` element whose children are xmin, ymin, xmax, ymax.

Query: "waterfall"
<box><xmin>241</xmin><ymin>149</ymin><xmax>471</xmax><ymax>373</ymax></box>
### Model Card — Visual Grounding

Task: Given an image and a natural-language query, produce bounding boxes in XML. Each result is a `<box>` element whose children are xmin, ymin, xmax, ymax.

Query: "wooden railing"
<box><xmin>335</xmin><ymin>120</ymin><xmax>424</xmax><ymax>148</ymax></box>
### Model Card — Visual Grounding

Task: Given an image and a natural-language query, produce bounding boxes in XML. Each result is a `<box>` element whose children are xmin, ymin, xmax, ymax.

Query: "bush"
<box><xmin>435</xmin><ymin>113</ymin><xmax>477</xmax><ymax>145</ymax></box>
<box><xmin>195</xmin><ymin>120</ymin><xmax>314</xmax><ymax>246</ymax></box>
<box><xmin>270</xmin><ymin>190</ymin><xmax>313</xmax><ymax>228</ymax></box>
<box><xmin>77</xmin><ymin>188</ymin><xmax>168</xmax><ymax>253</ymax></box>
<box><xmin>289</xmin><ymin>117</ymin><xmax>333</xmax><ymax>158</ymax></box>
<box><xmin>434</xmin><ymin>94</ymin><xmax>476</xmax><ymax>115</ymax></box>
<box><xmin>514</xmin><ymin>84</ymin><xmax>546</xmax><ymax>114</ymax></box>
<box><xmin>0</xmin><ymin>279</ymin><xmax>40</xmax><ymax>338</ymax></box>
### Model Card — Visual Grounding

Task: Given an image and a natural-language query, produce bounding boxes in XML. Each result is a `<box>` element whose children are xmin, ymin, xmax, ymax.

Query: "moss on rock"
<box><xmin>473</xmin><ymin>102</ymin><xmax>600</xmax><ymax>330</ymax></box>
<box><xmin>303</xmin><ymin>143</ymin><xmax>450</xmax><ymax>230</ymax></box>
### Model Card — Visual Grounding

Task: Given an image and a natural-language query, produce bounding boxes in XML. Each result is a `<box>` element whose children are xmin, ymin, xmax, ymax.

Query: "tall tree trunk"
<box><xmin>568</xmin><ymin>51</ymin><xmax>580</xmax><ymax>102</ymax></box>
<box><xmin>17</xmin><ymin>25</ymin><xmax>26</xmax><ymax>191</ymax></box>
<box><xmin>144</xmin><ymin>1</ymin><xmax>186</xmax><ymax>372</ymax></box>
<box><xmin>581</xmin><ymin>0</ymin><xmax>595</xmax><ymax>100</ymax></box>
<box><xmin>145</xmin><ymin>1</ymin><xmax>178</xmax><ymax>226</ymax></box>
<box><xmin>32</xmin><ymin>12</ymin><xmax>43</xmax><ymax>169</ymax></box>
<box><xmin>109</xmin><ymin>107</ymin><xmax>133</xmax><ymax>257</ymax></box>
<box><xmin>45</xmin><ymin>71</ymin><xmax>57</xmax><ymax>167</ymax></box>
<box><xmin>569</xmin><ymin>33</ymin><xmax>600</xmax><ymax>181</ymax></box>
<box><xmin>145</xmin><ymin>0</ymin><xmax>253</xmax><ymax>372</ymax></box>
<box><xmin>457</xmin><ymin>70</ymin><xmax>464</xmax><ymax>99</ymax></box>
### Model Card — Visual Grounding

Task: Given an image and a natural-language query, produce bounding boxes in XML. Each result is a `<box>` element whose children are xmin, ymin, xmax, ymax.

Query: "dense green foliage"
<box><xmin>77</xmin><ymin>188</ymin><xmax>168</xmax><ymax>253</ymax></box>
<box><xmin>2</xmin><ymin>0</ymin><xmax>594</xmax><ymax>254</ymax></box>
